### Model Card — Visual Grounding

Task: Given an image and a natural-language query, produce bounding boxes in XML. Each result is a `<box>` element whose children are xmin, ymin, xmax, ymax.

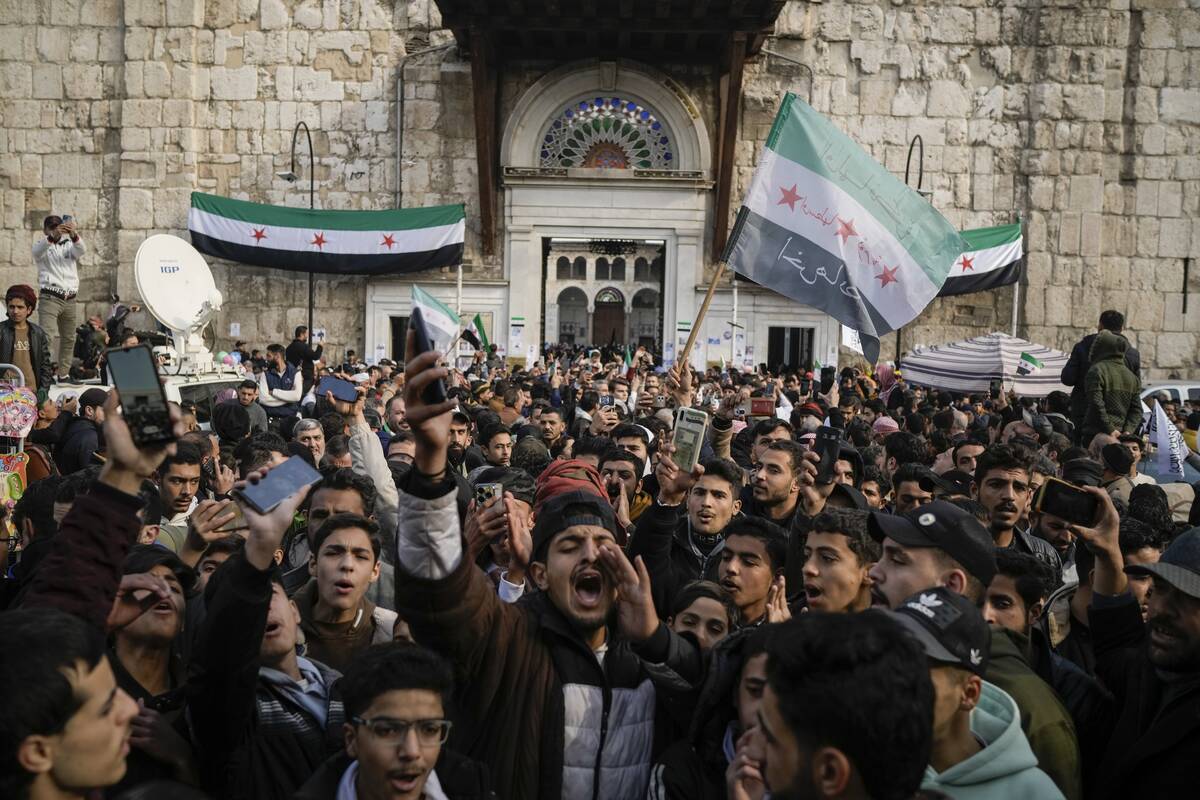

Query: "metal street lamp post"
<box><xmin>277</xmin><ymin>121</ymin><xmax>316</xmax><ymax>334</ymax></box>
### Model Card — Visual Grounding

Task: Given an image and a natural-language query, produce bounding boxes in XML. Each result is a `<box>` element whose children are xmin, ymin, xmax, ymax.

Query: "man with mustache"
<box><xmin>393</xmin><ymin>333</ymin><xmax>701</xmax><ymax>800</ymax></box>
<box><xmin>973</xmin><ymin>444</ymin><xmax>1061</xmax><ymax>573</ymax></box>
<box><xmin>1075</xmin><ymin>489</ymin><xmax>1200</xmax><ymax>799</ymax></box>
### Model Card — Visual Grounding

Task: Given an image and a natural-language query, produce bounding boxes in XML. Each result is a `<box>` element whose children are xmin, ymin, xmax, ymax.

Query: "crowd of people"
<box><xmin>1</xmin><ymin>303</ymin><xmax>1199</xmax><ymax>800</ymax></box>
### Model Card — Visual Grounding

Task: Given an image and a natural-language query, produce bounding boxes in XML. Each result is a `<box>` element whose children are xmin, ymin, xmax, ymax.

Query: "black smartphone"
<box><xmin>989</xmin><ymin>379</ymin><xmax>1002</xmax><ymax>400</ymax></box>
<box><xmin>316</xmin><ymin>375</ymin><xmax>358</xmax><ymax>404</ymax></box>
<box><xmin>234</xmin><ymin>455</ymin><xmax>323</xmax><ymax>515</ymax></box>
<box><xmin>799</xmin><ymin>378</ymin><xmax>812</xmax><ymax>395</ymax></box>
<box><xmin>819</xmin><ymin>366</ymin><xmax>836</xmax><ymax>395</ymax></box>
<box><xmin>408</xmin><ymin>307</ymin><xmax>447</xmax><ymax>405</ymax></box>
<box><xmin>813</xmin><ymin>425</ymin><xmax>842</xmax><ymax>484</ymax></box>
<box><xmin>1036</xmin><ymin>478</ymin><xmax>1099</xmax><ymax>527</ymax></box>
<box><xmin>105</xmin><ymin>344</ymin><xmax>175</xmax><ymax>447</ymax></box>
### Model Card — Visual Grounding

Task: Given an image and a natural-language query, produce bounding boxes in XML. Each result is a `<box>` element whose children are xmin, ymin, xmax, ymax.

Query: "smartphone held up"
<box><xmin>105</xmin><ymin>344</ymin><xmax>175</xmax><ymax>447</ymax></box>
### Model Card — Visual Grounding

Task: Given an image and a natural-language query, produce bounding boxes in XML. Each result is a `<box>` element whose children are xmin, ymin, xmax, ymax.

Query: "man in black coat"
<box><xmin>285</xmin><ymin>325</ymin><xmax>323</xmax><ymax>395</ymax></box>
<box><xmin>1061</xmin><ymin>309</ymin><xmax>1141</xmax><ymax>442</ymax></box>
<box><xmin>54</xmin><ymin>387</ymin><xmax>108</xmax><ymax>474</ymax></box>
<box><xmin>1082</xmin><ymin>485</ymin><xmax>1200</xmax><ymax>800</ymax></box>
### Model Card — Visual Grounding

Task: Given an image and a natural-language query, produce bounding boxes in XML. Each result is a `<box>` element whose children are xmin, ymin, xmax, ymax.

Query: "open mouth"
<box><xmin>152</xmin><ymin>599</ymin><xmax>175</xmax><ymax>614</ymax></box>
<box><xmin>333</xmin><ymin>579</ymin><xmax>355</xmax><ymax>595</ymax></box>
<box><xmin>804</xmin><ymin>584</ymin><xmax>823</xmax><ymax>600</ymax></box>
<box><xmin>720</xmin><ymin>578</ymin><xmax>741</xmax><ymax>596</ymax></box>
<box><xmin>573</xmin><ymin>571</ymin><xmax>605</xmax><ymax>609</ymax></box>
<box><xmin>388</xmin><ymin>770</ymin><xmax>425</xmax><ymax>793</ymax></box>
<box><xmin>696</xmin><ymin>511</ymin><xmax>716</xmax><ymax>525</ymax></box>
<box><xmin>1150</xmin><ymin>624</ymin><xmax>1180</xmax><ymax>648</ymax></box>
<box><xmin>264</xmin><ymin>620</ymin><xmax>282</xmax><ymax>636</ymax></box>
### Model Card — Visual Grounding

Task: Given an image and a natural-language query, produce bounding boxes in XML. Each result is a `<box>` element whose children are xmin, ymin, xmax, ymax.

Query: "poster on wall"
<box><xmin>508</xmin><ymin>317</ymin><xmax>524</xmax><ymax>360</ymax></box>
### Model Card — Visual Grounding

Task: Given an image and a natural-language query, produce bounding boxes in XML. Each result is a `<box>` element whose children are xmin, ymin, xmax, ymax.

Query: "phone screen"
<box><xmin>317</xmin><ymin>376</ymin><xmax>358</xmax><ymax>404</ymax></box>
<box><xmin>235</xmin><ymin>455</ymin><xmax>323</xmax><ymax>515</ymax></box>
<box><xmin>106</xmin><ymin>344</ymin><xmax>174</xmax><ymax>446</ymax></box>
<box><xmin>1037</xmin><ymin>480</ymin><xmax>1098</xmax><ymax>527</ymax></box>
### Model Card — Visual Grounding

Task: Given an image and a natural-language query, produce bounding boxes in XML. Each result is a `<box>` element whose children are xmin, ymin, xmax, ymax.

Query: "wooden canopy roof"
<box><xmin>434</xmin><ymin>0</ymin><xmax>786</xmax><ymax>62</ymax></box>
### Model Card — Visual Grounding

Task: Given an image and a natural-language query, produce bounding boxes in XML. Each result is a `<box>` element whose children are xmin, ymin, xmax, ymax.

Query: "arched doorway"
<box><xmin>630</xmin><ymin>288</ymin><xmax>661</xmax><ymax>350</ymax></box>
<box><xmin>592</xmin><ymin>287</ymin><xmax>625</xmax><ymax>346</ymax></box>
<box><xmin>556</xmin><ymin>287</ymin><xmax>588</xmax><ymax>344</ymax></box>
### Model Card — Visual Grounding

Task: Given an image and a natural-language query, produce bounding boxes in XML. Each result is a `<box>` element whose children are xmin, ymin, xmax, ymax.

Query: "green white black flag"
<box><xmin>411</xmin><ymin>286</ymin><xmax>460</xmax><ymax>353</ymax></box>
<box><xmin>188</xmin><ymin>192</ymin><xmax>464</xmax><ymax>276</ymax></box>
<box><xmin>724</xmin><ymin>94</ymin><xmax>966</xmax><ymax>362</ymax></box>
<box><xmin>939</xmin><ymin>222</ymin><xmax>1024</xmax><ymax>297</ymax></box>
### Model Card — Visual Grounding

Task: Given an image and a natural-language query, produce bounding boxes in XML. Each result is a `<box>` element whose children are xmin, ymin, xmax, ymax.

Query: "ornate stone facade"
<box><xmin>0</xmin><ymin>1</ymin><xmax>1195</xmax><ymax>376</ymax></box>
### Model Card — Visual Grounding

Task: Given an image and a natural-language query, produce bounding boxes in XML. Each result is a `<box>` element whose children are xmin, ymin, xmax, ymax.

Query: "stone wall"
<box><xmin>0</xmin><ymin>0</ymin><xmax>1196</xmax><ymax>377</ymax></box>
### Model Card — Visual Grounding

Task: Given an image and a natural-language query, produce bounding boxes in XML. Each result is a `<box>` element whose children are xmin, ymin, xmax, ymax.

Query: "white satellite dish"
<box><xmin>134</xmin><ymin>234</ymin><xmax>224</xmax><ymax>373</ymax></box>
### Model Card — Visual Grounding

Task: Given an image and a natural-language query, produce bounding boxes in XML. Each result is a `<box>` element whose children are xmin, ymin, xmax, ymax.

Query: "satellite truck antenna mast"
<box><xmin>133</xmin><ymin>234</ymin><xmax>229</xmax><ymax>376</ymax></box>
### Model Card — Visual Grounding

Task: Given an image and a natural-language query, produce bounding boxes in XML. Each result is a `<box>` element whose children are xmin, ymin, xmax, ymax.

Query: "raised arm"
<box><xmin>336</xmin><ymin>386</ymin><xmax>399</xmax><ymax>549</ymax></box>
<box><xmin>22</xmin><ymin>391</ymin><xmax>181</xmax><ymax>630</ymax></box>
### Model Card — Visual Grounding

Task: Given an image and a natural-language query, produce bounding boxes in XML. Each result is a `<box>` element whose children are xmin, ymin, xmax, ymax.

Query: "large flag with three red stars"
<box><xmin>937</xmin><ymin>222</ymin><xmax>1024</xmax><ymax>297</ymax></box>
<box><xmin>723</xmin><ymin>93</ymin><xmax>965</xmax><ymax>363</ymax></box>
<box><xmin>187</xmin><ymin>192</ymin><xmax>464</xmax><ymax>276</ymax></box>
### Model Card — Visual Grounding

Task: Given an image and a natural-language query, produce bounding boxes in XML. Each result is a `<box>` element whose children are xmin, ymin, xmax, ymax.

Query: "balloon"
<box><xmin>222</xmin><ymin>355</ymin><xmax>234</xmax><ymax>365</ymax></box>
<box><xmin>216</xmin><ymin>351</ymin><xmax>228</xmax><ymax>360</ymax></box>
<box><xmin>231</xmin><ymin>352</ymin><xmax>242</xmax><ymax>364</ymax></box>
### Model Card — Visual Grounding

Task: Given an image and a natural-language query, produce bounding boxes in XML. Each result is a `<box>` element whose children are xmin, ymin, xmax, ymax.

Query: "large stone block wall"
<box><xmin>0</xmin><ymin>0</ymin><xmax>1196</xmax><ymax>377</ymax></box>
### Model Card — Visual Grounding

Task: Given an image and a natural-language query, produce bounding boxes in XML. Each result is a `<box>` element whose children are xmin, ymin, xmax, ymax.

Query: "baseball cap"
<box><xmin>885</xmin><ymin>586</ymin><xmax>990</xmax><ymax>675</ymax></box>
<box><xmin>79</xmin><ymin>388</ymin><xmax>108</xmax><ymax>409</ymax></box>
<box><xmin>919</xmin><ymin>469</ymin><xmax>973</xmax><ymax>498</ymax></box>
<box><xmin>868</xmin><ymin>500</ymin><xmax>997</xmax><ymax>586</ymax></box>
<box><xmin>1124</xmin><ymin>526</ymin><xmax>1200</xmax><ymax>600</ymax></box>
<box><xmin>531</xmin><ymin>489</ymin><xmax>617</xmax><ymax>561</ymax></box>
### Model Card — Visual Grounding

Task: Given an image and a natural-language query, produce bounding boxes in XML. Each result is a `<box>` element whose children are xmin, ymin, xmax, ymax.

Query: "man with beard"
<box><xmin>447</xmin><ymin>411</ymin><xmax>483</xmax><ymax>477</ymax></box>
<box><xmin>629</xmin><ymin>451</ymin><xmax>744</xmax><ymax>618</ymax></box>
<box><xmin>973</xmin><ymin>445</ymin><xmax>1061</xmax><ymax>572</ymax></box>
<box><xmin>1078</xmin><ymin>490</ymin><xmax>1200</xmax><ymax>798</ymax></box>
<box><xmin>754</xmin><ymin>613</ymin><xmax>934</xmax><ymax>800</ymax></box>
<box><xmin>745</xmin><ymin>440</ymin><xmax>804</xmax><ymax>528</ymax></box>
<box><xmin>599</xmin><ymin>449</ymin><xmax>649</xmax><ymax>532</ymax></box>
<box><xmin>392</xmin><ymin>335</ymin><xmax>702</xmax><ymax>800</ymax></box>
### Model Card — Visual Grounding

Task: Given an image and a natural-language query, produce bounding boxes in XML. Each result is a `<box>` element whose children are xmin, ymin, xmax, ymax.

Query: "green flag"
<box><xmin>411</xmin><ymin>286</ymin><xmax>459</xmax><ymax>353</ymax></box>
<box><xmin>1016</xmin><ymin>351</ymin><xmax>1044</xmax><ymax>376</ymax></box>
<box><xmin>724</xmin><ymin>94</ymin><xmax>966</xmax><ymax>363</ymax></box>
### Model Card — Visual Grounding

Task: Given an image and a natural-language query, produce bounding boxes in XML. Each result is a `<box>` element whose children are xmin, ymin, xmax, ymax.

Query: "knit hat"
<box><xmin>1101</xmin><ymin>442</ymin><xmax>1134</xmax><ymax>476</ymax></box>
<box><xmin>531</xmin><ymin>490</ymin><xmax>618</xmax><ymax>562</ymax></box>
<box><xmin>6</xmin><ymin>284</ymin><xmax>37</xmax><ymax>311</ymax></box>
<box><xmin>872</xmin><ymin>415</ymin><xmax>900</xmax><ymax>436</ymax></box>
<box><xmin>533</xmin><ymin>458</ymin><xmax>606</xmax><ymax>512</ymax></box>
<box><xmin>211</xmin><ymin>401</ymin><xmax>250</xmax><ymax>443</ymax></box>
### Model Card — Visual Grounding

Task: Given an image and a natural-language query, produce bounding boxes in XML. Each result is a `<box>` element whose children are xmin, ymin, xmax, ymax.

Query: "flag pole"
<box><xmin>1010</xmin><ymin>281</ymin><xmax>1020</xmax><ymax>337</ymax></box>
<box><xmin>683</xmin><ymin>208</ymin><xmax>748</xmax><ymax>369</ymax></box>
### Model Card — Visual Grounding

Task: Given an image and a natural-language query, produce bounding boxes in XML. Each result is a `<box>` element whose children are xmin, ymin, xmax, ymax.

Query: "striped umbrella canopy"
<box><xmin>899</xmin><ymin>332</ymin><xmax>1069</xmax><ymax>397</ymax></box>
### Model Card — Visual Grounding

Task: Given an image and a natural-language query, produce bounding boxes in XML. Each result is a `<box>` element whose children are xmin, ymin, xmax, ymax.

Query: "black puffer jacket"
<box><xmin>54</xmin><ymin>415</ymin><xmax>101</xmax><ymax>475</ymax></box>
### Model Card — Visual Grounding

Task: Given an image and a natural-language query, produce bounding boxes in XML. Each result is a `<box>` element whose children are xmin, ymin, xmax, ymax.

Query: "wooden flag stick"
<box><xmin>680</xmin><ymin>260</ymin><xmax>727</xmax><ymax>366</ymax></box>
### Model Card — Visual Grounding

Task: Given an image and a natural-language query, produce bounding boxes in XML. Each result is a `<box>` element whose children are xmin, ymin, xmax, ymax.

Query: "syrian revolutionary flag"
<box><xmin>461</xmin><ymin>313</ymin><xmax>490</xmax><ymax>350</ymax></box>
<box><xmin>724</xmin><ymin>94</ymin><xmax>965</xmax><ymax>363</ymax></box>
<box><xmin>938</xmin><ymin>222</ymin><xmax>1024</xmax><ymax>297</ymax></box>
<box><xmin>188</xmin><ymin>192</ymin><xmax>465</xmax><ymax>276</ymax></box>
<box><xmin>1016</xmin><ymin>351</ymin><xmax>1044</xmax><ymax>376</ymax></box>
<box><xmin>411</xmin><ymin>285</ymin><xmax>460</xmax><ymax>353</ymax></box>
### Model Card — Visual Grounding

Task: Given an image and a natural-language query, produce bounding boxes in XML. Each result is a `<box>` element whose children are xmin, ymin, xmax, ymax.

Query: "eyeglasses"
<box><xmin>352</xmin><ymin>716</ymin><xmax>453</xmax><ymax>746</ymax></box>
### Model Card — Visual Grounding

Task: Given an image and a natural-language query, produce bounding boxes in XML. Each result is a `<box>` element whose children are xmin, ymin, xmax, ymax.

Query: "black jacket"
<box><xmin>189</xmin><ymin>552</ymin><xmax>344</xmax><ymax>800</ymax></box>
<box><xmin>285</xmin><ymin>338</ymin><xmax>323</xmax><ymax>385</ymax></box>
<box><xmin>1061</xmin><ymin>332</ymin><xmax>1140</xmax><ymax>436</ymax></box>
<box><xmin>1090</xmin><ymin>593</ymin><xmax>1200</xmax><ymax>800</ymax></box>
<box><xmin>54</xmin><ymin>415</ymin><xmax>101</xmax><ymax>474</ymax></box>
<box><xmin>0</xmin><ymin>318</ymin><xmax>53</xmax><ymax>391</ymax></box>
<box><xmin>294</xmin><ymin>750</ymin><xmax>496</xmax><ymax>800</ymax></box>
<box><xmin>1006</xmin><ymin>526</ymin><xmax>1063</xmax><ymax>573</ymax></box>
<box><xmin>627</xmin><ymin>500</ymin><xmax>722</xmax><ymax>619</ymax></box>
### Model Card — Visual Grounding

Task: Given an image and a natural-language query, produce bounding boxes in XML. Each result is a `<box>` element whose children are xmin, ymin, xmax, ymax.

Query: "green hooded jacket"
<box><xmin>922</xmin><ymin>681</ymin><xmax>1064</xmax><ymax>800</ymax></box>
<box><xmin>1081</xmin><ymin>330</ymin><xmax>1142</xmax><ymax>443</ymax></box>
<box><xmin>983</xmin><ymin>627</ymin><xmax>1082</xmax><ymax>800</ymax></box>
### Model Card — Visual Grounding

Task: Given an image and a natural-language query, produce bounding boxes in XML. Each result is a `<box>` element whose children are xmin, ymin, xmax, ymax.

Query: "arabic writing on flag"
<box><xmin>1147</xmin><ymin>400</ymin><xmax>1188</xmax><ymax>481</ymax></box>
<box><xmin>723</xmin><ymin>94</ymin><xmax>966</xmax><ymax>363</ymax></box>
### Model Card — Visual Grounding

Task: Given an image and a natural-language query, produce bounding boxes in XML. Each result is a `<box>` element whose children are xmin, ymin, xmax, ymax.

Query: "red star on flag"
<box><xmin>835</xmin><ymin>217</ymin><xmax>858</xmax><ymax>244</ymax></box>
<box><xmin>959</xmin><ymin>255</ymin><xmax>975</xmax><ymax>272</ymax></box>
<box><xmin>250</xmin><ymin>227</ymin><xmax>267</xmax><ymax>243</ymax></box>
<box><xmin>310</xmin><ymin>232</ymin><xmax>327</xmax><ymax>249</ymax></box>
<box><xmin>380</xmin><ymin>234</ymin><xmax>396</xmax><ymax>250</ymax></box>
<box><xmin>777</xmin><ymin>184</ymin><xmax>800</xmax><ymax>212</ymax></box>
<box><xmin>875</xmin><ymin>265</ymin><xmax>900</xmax><ymax>287</ymax></box>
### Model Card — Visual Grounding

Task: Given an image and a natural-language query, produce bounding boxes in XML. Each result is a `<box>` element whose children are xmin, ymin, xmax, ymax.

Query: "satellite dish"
<box><xmin>134</xmin><ymin>235</ymin><xmax>224</xmax><ymax>373</ymax></box>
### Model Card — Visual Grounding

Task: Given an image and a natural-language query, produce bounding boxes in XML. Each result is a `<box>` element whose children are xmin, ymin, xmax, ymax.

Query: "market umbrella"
<box><xmin>899</xmin><ymin>332</ymin><xmax>1069</xmax><ymax>397</ymax></box>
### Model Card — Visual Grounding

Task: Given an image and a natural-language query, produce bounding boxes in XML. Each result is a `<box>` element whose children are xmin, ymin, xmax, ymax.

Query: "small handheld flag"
<box><xmin>410</xmin><ymin>286</ymin><xmax>460</xmax><ymax>354</ymax></box>
<box><xmin>1016</xmin><ymin>351</ymin><xmax>1044</xmax><ymax>376</ymax></box>
<box><xmin>462</xmin><ymin>313</ymin><xmax>490</xmax><ymax>351</ymax></box>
